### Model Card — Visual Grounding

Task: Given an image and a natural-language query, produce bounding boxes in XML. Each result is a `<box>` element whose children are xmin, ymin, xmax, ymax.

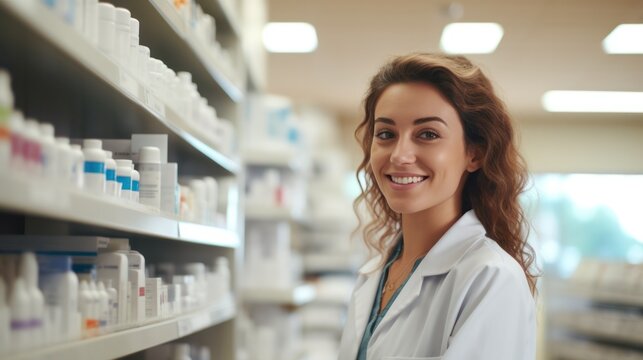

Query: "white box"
<box><xmin>101</xmin><ymin>139</ymin><xmax>133</xmax><ymax>160</ymax></box>
<box><xmin>145</xmin><ymin>278</ymin><xmax>162</xmax><ymax>319</ymax></box>
<box><xmin>161</xmin><ymin>163</ymin><xmax>179</xmax><ymax>215</ymax></box>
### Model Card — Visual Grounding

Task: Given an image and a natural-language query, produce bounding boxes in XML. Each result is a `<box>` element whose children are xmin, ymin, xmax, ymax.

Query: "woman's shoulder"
<box><xmin>451</xmin><ymin>236</ymin><xmax>530</xmax><ymax>293</ymax></box>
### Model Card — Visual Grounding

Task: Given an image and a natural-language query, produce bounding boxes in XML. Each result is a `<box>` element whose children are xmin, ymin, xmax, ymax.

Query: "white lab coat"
<box><xmin>338</xmin><ymin>210</ymin><xmax>536</xmax><ymax>360</ymax></box>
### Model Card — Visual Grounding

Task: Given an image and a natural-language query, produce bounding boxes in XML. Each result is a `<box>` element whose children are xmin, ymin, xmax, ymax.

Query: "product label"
<box><xmin>132</xmin><ymin>180</ymin><xmax>140</xmax><ymax>192</ymax></box>
<box><xmin>84</xmin><ymin>161</ymin><xmax>105</xmax><ymax>174</ymax></box>
<box><xmin>117</xmin><ymin>175</ymin><xmax>132</xmax><ymax>190</ymax></box>
<box><xmin>139</xmin><ymin>286</ymin><xmax>145</xmax><ymax>296</ymax></box>
<box><xmin>106</xmin><ymin>168</ymin><xmax>116</xmax><ymax>181</ymax></box>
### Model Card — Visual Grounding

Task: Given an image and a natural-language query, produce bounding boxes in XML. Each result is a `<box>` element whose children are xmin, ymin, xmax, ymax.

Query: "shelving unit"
<box><xmin>243</xmin><ymin>284</ymin><xmax>316</xmax><ymax>306</ymax></box>
<box><xmin>546</xmin><ymin>274</ymin><xmax>643</xmax><ymax>359</ymax></box>
<box><xmin>0</xmin><ymin>0</ymin><xmax>267</xmax><ymax>358</ymax></box>
<box><xmin>11</xmin><ymin>297</ymin><xmax>235</xmax><ymax>360</ymax></box>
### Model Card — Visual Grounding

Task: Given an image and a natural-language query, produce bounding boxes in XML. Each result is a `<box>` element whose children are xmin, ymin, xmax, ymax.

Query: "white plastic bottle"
<box><xmin>0</xmin><ymin>278</ymin><xmax>10</xmax><ymax>354</ymax></box>
<box><xmin>23</xmin><ymin>119</ymin><xmax>43</xmax><ymax>178</ymax></box>
<box><xmin>9</xmin><ymin>111</ymin><xmax>24</xmax><ymax>173</ymax></box>
<box><xmin>88</xmin><ymin>282</ymin><xmax>100</xmax><ymax>336</ymax></box>
<box><xmin>173</xmin><ymin>343</ymin><xmax>192</xmax><ymax>360</ymax></box>
<box><xmin>96</xmin><ymin>252</ymin><xmax>128</xmax><ymax>325</ymax></box>
<box><xmin>129</xmin><ymin>18</ymin><xmax>140</xmax><ymax>73</ymax></box>
<box><xmin>138</xmin><ymin>45</ymin><xmax>150</xmax><ymax>86</ymax></box>
<box><xmin>9</xmin><ymin>278</ymin><xmax>31</xmax><ymax>351</ymax></box>
<box><xmin>104</xmin><ymin>150</ymin><xmax>119</xmax><ymax>196</ymax></box>
<box><xmin>37</xmin><ymin>255</ymin><xmax>79</xmax><ymax>342</ymax></box>
<box><xmin>55</xmin><ymin>137</ymin><xmax>73</xmax><ymax>186</ymax></box>
<box><xmin>131</xmin><ymin>169</ymin><xmax>140</xmax><ymax>203</ymax></box>
<box><xmin>70</xmin><ymin>144</ymin><xmax>85</xmax><ymax>189</ymax></box>
<box><xmin>97</xmin><ymin>3</ymin><xmax>116</xmax><ymax>60</ymax></box>
<box><xmin>115</xmin><ymin>159</ymin><xmax>133</xmax><ymax>200</ymax></box>
<box><xmin>0</xmin><ymin>69</ymin><xmax>13</xmax><ymax>171</ymax></box>
<box><xmin>20</xmin><ymin>252</ymin><xmax>44</xmax><ymax>347</ymax></box>
<box><xmin>105</xmin><ymin>280</ymin><xmax>118</xmax><ymax>328</ymax></box>
<box><xmin>84</xmin><ymin>0</ymin><xmax>99</xmax><ymax>47</ymax></box>
<box><xmin>114</xmin><ymin>8</ymin><xmax>131</xmax><ymax>68</ymax></box>
<box><xmin>96</xmin><ymin>282</ymin><xmax>109</xmax><ymax>333</ymax></box>
<box><xmin>39</xmin><ymin>123</ymin><xmax>58</xmax><ymax>180</ymax></box>
<box><xmin>138</xmin><ymin>146</ymin><xmax>161</xmax><ymax>209</ymax></box>
<box><xmin>215</xmin><ymin>257</ymin><xmax>230</xmax><ymax>301</ymax></box>
<box><xmin>83</xmin><ymin>139</ymin><xmax>106</xmax><ymax>195</ymax></box>
<box><xmin>204</xmin><ymin>177</ymin><xmax>218</xmax><ymax>225</ymax></box>
<box><xmin>78</xmin><ymin>280</ymin><xmax>92</xmax><ymax>337</ymax></box>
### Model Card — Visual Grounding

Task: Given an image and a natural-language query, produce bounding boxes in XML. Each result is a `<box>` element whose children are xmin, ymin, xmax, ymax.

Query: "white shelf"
<box><xmin>550</xmin><ymin>314</ymin><xmax>643</xmax><ymax>347</ymax></box>
<box><xmin>0</xmin><ymin>173</ymin><xmax>239</xmax><ymax>248</ymax></box>
<box><xmin>244</xmin><ymin>204</ymin><xmax>296</xmax><ymax>221</ymax></box>
<box><xmin>178</xmin><ymin>221</ymin><xmax>240</xmax><ymax>248</ymax></box>
<box><xmin>10</xmin><ymin>298</ymin><xmax>235</xmax><ymax>360</ymax></box>
<box><xmin>243</xmin><ymin>284</ymin><xmax>316</xmax><ymax>306</ymax></box>
<box><xmin>242</xmin><ymin>146</ymin><xmax>307</xmax><ymax>171</ymax></box>
<box><xmin>555</xmin><ymin>282</ymin><xmax>643</xmax><ymax>308</ymax></box>
<box><xmin>0</xmin><ymin>0</ymin><xmax>240</xmax><ymax>175</ymax></box>
<box><xmin>548</xmin><ymin>339</ymin><xmax>643</xmax><ymax>360</ymax></box>
<box><xmin>303</xmin><ymin>254</ymin><xmax>359</xmax><ymax>274</ymax></box>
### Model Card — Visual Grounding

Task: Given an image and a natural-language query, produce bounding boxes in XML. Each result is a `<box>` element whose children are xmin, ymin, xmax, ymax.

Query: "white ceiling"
<box><xmin>265</xmin><ymin>0</ymin><xmax>643</xmax><ymax>122</ymax></box>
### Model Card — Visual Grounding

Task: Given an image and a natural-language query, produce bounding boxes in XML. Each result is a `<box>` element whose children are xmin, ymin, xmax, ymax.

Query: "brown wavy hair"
<box><xmin>354</xmin><ymin>53</ymin><xmax>537</xmax><ymax>295</ymax></box>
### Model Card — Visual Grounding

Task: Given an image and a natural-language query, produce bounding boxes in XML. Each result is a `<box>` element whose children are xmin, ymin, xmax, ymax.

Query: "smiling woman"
<box><xmin>339</xmin><ymin>53</ymin><xmax>538</xmax><ymax>360</ymax></box>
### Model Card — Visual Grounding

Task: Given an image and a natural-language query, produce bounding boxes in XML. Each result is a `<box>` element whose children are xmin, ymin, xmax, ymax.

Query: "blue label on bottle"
<box><xmin>106</xmin><ymin>169</ymin><xmax>116</xmax><ymax>181</ymax></box>
<box><xmin>117</xmin><ymin>176</ymin><xmax>131</xmax><ymax>190</ymax></box>
<box><xmin>132</xmin><ymin>180</ymin><xmax>140</xmax><ymax>192</ymax></box>
<box><xmin>84</xmin><ymin>161</ymin><xmax>105</xmax><ymax>174</ymax></box>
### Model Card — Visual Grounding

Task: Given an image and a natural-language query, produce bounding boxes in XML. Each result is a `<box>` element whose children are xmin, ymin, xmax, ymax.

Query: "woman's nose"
<box><xmin>390</xmin><ymin>137</ymin><xmax>416</xmax><ymax>165</ymax></box>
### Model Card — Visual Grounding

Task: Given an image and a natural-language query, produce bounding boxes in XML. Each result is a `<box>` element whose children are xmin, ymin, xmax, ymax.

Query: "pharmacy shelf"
<box><xmin>244</xmin><ymin>204</ymin><xmax>297</xmax><ymax>222</ymax></box>
<box><xmin>555</xmin><ymin>282</ymin><xmax>643</xmax><ymax>308</ymax></box>
<box><xmin>243</xmin><ymin>284</ymin><xmax>316</xmax><ymax>306</ymax></box>
<box><xmin>550</xmin><ymin>314</ymin><xmax>643</xmax><ymax>348</ymax></box>
<box><xmin>197</xmin><ymin>0</ymin><xmax>242</xmax><ymax>38</ymax></box>
<box><xmin>242</xmin><ymin>146</ymin><xmax>302</xmax><ymax>170</ymax></box>
<box><xmin>0</xmin><ymin>0</ymin><xmax>240</xmax><ymax>176</ymax></box>
<box><xmin>303</xmin><ymin>254</ymin><xmax>360</xmax><ymax>274</ymax></box>
<box><xmin>118</xmin><ymin>0</ymin><xmax>243</xmax><ymax>102</ymax></box>
<box><xmin>11</xmin><ymin>298</ymin><xmax>236</xmax><ymax>360</ymax></box>
<box><xmin>548</xmin><ymin>339</ymin><xmax>643</xmax><ymax>360</ymax></box>
<box><xmin>178</xmin><ymin>221</ymin><xmax>240</xmax><ymax>248</ymax></box>
<box><xmin>0</xmin><ymin>173</ymin><xmax>239</xmax><ymax>248</ymax></box>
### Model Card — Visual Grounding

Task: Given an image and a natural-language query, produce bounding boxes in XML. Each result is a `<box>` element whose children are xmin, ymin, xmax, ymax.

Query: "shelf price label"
<box><xmin>144</xmin><ymin>89</ymin><xmax>166</xmax><ymax>120</ymax></box>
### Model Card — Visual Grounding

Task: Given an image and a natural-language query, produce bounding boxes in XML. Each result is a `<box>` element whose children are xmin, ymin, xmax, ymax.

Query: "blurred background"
<box><xmin>0</xmin><ymin>0</ymin><xmax>641</xmax><ymax>359</ymax></box>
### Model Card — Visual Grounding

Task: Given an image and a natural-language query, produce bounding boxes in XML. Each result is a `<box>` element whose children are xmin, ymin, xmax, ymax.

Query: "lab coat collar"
<box><xmin>353</xmin><ymin>210</ymin><xmax>487</xmax><ymax>343</ymax></box>
<box><xmin>358</xmin><ymin>209</ymin><xmax>486</xmax><ymax>277</ymax></box>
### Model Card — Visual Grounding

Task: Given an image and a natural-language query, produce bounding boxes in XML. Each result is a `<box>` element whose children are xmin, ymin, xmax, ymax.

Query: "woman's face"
<box><xmin>370</xmin><ymin>82</ymin><xmax>479</xmax><ymax>216</ymax></box>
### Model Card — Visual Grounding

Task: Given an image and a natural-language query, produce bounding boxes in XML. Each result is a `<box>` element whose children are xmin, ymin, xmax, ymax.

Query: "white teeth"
<box><xmin>391</xmin><ymin>176</ymin><xmax>425</xmax><ymax>185</ymax></box>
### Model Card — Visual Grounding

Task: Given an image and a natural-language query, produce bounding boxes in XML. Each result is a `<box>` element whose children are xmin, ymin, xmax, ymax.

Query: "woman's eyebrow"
<box><xmin>374</xmin><ymin>116</ymin><xmax>447</xmax><ymax>126</ymax></box>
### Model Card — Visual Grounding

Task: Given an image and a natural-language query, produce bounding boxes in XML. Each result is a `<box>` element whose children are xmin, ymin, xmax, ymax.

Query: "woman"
<box><xmin>339</xmin><ymin>53</ymin><xmax>537</xmax><ymax>360</ymax></box>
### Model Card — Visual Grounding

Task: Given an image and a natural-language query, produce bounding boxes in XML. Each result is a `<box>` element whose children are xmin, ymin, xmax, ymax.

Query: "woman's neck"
<box><xmin>399</xmin><ymin>201</ymin><xmax>463</xmax><ymax>262</ymax></box>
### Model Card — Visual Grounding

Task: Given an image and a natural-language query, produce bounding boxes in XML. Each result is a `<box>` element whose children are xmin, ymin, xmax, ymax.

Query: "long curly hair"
<box><xmin>354</xmin><ymin>53</ymin><xmax>537</xmax><ymax>295</ymax></box>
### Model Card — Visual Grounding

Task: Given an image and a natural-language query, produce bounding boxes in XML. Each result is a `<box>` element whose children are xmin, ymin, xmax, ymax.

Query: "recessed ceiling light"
<box><xmin>263</xmin><ymin>22</ymin><xmax>318</xmax><ymax>53</ymax></box>
<box><xmin>440</xmin><ymin>22</ymin><xmax>504</xmax><ymax>54</ymax></box>
<box><xmin>602</xmin><ymin>24</ymin><xmax>643</xmax><ymax>54</ymax></box>
<box><xmin>542</xmin><ymin>90</ymin><xmax>643</xmax><ymax>113</ymax></box>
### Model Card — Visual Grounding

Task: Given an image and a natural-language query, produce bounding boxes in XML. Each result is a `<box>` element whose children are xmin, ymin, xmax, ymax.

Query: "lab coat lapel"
<box><xmin>352</xmin><ymin>256</ymin><xmax>383</xmax><ymax>340</ymax></box>
<box><xmin>373</xmin><ymin>210</ymin><xmax>487</xmax><ymax>332</ymax></box>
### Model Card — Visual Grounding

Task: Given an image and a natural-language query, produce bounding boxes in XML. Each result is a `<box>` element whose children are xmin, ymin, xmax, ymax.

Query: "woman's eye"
<box><xmin>375</xmin><ymin>130</ymin><xmax>394</xmax><ymax>140</ymax></box>
<box><xmin>418</xmin><ymin>130</ymin><xmax>439</xmax><ymax>140</ymax></box>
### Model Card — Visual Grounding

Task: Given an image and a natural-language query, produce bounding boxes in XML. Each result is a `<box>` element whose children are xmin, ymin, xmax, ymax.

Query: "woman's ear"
<box><xmin>466</xmin><ymin>145</ymin><xmax>482</xmax><ymax>173</ymax></box>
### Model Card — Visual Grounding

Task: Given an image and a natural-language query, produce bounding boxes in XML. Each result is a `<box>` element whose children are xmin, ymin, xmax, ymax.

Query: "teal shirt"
<box><xmin>356</xmin><ymin>241</ymin><xmax>424</xmax><ymax>360</ymax></box>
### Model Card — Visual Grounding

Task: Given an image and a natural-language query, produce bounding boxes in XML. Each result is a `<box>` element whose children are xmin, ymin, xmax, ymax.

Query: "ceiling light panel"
<box><xmin>440</xmin><ymin>22</ymin><xmax>504</xmax><ymax>54</ymax></box>
<box><xmin>602</xmin><ymin>24</ymin><xmax>643</xmax><ymax>54</ymax></box>
<box><xmin>263</xmin><ymin>22</ymin><xmax>318</xmax><ymax>53</ymax></box>
<box><xmin>542</xmin><ymin>90</ymin><xmax>643</xmax><ymax>113</ymax></box>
